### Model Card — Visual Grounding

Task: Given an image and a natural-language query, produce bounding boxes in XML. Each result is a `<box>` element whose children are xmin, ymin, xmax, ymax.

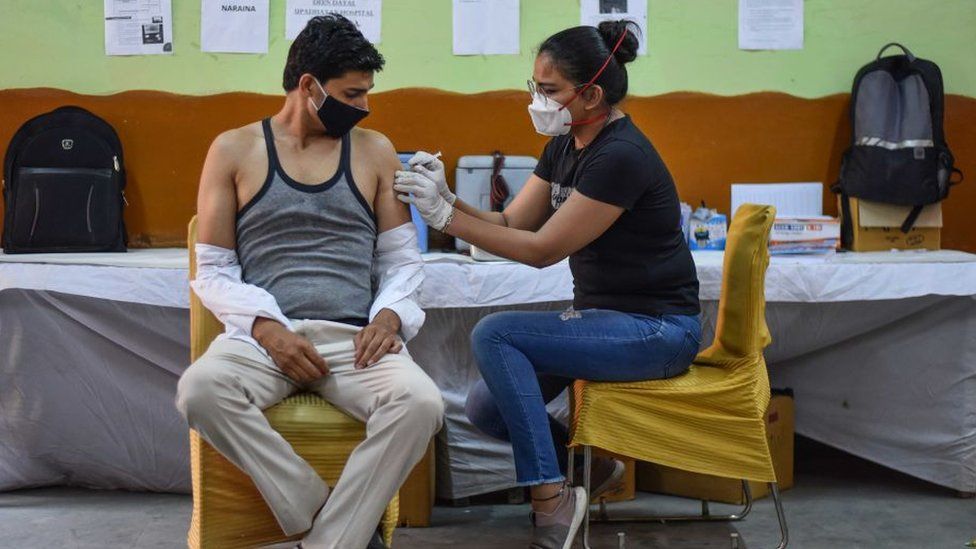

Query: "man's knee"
<box><xmin>464</xmin><ymin>380</ymin><xmax>508</xmax><ymax>441</ymax></box>
<box><xmin>175</xmin><ymin>363</ymin><xmax>233</xmax><ymax>426</ymax></box>
<box><xmin>393</xmin><ymin>372</ymin><xmax>444</xmax><ymax>433</ymax></box>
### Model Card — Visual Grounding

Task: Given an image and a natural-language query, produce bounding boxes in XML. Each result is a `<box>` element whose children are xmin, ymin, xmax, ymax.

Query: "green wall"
<box><xmin>2</xmin><ymin>0</ymin><xmax>974</xmax><ymax>98</ymax></box>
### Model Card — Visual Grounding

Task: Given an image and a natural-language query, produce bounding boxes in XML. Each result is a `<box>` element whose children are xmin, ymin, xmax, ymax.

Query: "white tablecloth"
<box><xmin>2</xmin><ymin>249</ymin><xmax>975</xmax><ymax>309</ymax></box>
<box><xmin>1</xmin><ymin>249</ymin><xmax>974</xmax><ymax>495</ymax></box>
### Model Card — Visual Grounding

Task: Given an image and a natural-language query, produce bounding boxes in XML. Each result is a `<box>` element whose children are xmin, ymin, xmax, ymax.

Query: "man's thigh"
<box><xmin>179</xmin><ymin>337</ymin><xmax>297</xmax><ymax>411</ymax></box>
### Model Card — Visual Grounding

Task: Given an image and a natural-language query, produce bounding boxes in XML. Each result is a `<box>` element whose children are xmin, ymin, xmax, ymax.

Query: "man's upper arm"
<box><xmin>196</xmin><ymin>132</ymin><xmax>241</xmax><ymax>249</ymax></box>
<box><xmin>368</xmin><ymin>132</ymin><xmax>412</xmax><ymax>233</ymax></box>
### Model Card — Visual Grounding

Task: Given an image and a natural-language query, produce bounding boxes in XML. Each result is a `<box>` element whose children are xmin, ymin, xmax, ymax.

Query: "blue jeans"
<box><xmin>465</xmin><ymin>309</ymin><xmax>701</xmax><ymax>486</ymax></box>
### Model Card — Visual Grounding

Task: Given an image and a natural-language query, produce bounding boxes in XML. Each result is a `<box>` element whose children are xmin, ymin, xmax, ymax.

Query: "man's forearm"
<box><xmin>370</xmin><ymin>223</ymin><xmax>426</xmax><ymax>341</ymax></box>
<box><xmin>192</xmin><ymin>243</ymin><xmax>292</xmax><ymax>339</ymax></box>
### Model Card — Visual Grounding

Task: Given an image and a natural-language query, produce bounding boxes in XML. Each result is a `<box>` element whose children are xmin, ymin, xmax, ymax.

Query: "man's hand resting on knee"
<box><xmin>354</xmin><ymin>309</ymin><xmax>403</xmax><ymax>369</ymax></box>
<box><xmin>252</xmin><ymin>318</ymin><xmax>330</xmax><ymax>383</ymax></box>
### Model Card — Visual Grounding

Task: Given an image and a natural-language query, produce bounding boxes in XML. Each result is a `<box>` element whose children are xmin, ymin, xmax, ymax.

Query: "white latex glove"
<box><xmin>394</xmin><ymin>170</ymin><xmax>454</xmax><ymax>231</ymax></box>
<box><xmin>408</xmin><ymin>151</ymin><xmax>455</xmax><ymax>205</ymax></box>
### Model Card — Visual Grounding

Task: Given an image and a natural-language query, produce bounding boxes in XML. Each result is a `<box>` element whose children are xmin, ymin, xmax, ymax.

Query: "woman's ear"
<box><xmin>582</xmin><ymin>84</ymin><xmax>606</xmax><ymax>111</ymax></box>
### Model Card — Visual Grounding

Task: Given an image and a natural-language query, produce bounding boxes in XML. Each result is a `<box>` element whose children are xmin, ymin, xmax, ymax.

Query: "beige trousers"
<box><xmin>175</xmin><ymin>320</ymin><xmax>444</xmax><ymax>549</ymax></box>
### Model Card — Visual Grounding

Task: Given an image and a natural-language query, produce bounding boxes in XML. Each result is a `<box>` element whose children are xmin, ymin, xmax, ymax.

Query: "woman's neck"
<box><xmin>572</xmin><ymin>107</ymin><xmax>621</xmax><ymax>149</ymax></box>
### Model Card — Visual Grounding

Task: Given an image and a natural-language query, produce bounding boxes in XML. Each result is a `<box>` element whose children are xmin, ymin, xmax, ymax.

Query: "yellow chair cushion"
<box><xmin>571</xmin><ymin>204</ymin><xmax>778</xmax><ymax>483</ymax></box>
<box><xmin>188</xmin><ymin>393</ymin><xmax>399</xmax><ymax>548</ymax></box>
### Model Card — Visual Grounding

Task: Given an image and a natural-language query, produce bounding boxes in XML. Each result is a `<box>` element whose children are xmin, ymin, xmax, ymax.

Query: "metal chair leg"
<box><xmin>567</xmin><ymin>448</ymin><xmax>575</xmax><ymax>485</ymax></box>
<box><xmin>569</xmin><ymin>444</ymin><xmax>789</xmax><ymax>549</ymax></box>
<box><xmin>582</xmin><ymin>445</ymin><xmax>593</xmax><ymax>549</ymax></box>
<box><xmin>769</xmin><ymin>483</ymin><xmax>789</xmax><ymax>549</ymax></box>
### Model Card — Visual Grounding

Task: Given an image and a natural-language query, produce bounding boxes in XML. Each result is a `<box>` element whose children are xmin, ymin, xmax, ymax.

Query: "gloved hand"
<box><xmin>408</xmin><ymin>151</ymin><xmax>455</xmax><ymax>205</ymax></box>
<box><xmin>394</xmin><ymin>170</ymin><xmax>455</xmax><ymax>231</ymax></box>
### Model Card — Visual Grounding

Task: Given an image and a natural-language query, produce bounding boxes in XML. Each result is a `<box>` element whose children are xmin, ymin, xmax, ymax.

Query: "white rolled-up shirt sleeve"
<box><xmin>369</xmin><ymin>222</ymin><xmax>426</xmax><ymax>342</ymax></box>
<box><xmin>190</xmin><ymin>243</ymin><xmax>292</xmax><ymax>352</ymax></box>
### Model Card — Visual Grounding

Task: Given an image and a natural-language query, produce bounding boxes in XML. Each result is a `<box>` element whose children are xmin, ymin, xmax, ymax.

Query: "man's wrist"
<box><xmin>373</xmin><ymin>308</ymin><xmax>402</xmax><ymax>332</ymax></box>
<box><xmin>252</xmin><ymin>317</ymin><xmax>285</xmax><ymax>343</ymax></box>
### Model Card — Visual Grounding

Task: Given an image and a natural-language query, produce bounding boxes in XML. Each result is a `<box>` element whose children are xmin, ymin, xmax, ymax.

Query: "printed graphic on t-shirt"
<box><xmin>550</xmin><ymin>181</ymin><xmax>573</xmax><ymax>210</ymax></box>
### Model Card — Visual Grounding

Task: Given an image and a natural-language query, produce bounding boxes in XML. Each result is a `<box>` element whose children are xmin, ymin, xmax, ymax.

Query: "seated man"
<box><xmin>175</xmin><ymin>15</ymin><xmax>443</xmax><ymax>549</ymax></box>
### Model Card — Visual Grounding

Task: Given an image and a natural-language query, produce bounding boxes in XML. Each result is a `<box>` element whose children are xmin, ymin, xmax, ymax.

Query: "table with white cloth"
<box><xmin>1</xmin><ymin>249</ymin><xmax>974</xmax><ymax>499</ymax></box>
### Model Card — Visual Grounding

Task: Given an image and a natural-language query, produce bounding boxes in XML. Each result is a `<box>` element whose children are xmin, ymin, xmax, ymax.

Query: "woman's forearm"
<box><xmin>452</xmin><ymin>197</ymin><xmax>508</xmax><ymax>226</ymax></box>
<box><xmin>446</xmin><ymin>208</ymin><xmax>557</xmax><ymax>268</ymax></box>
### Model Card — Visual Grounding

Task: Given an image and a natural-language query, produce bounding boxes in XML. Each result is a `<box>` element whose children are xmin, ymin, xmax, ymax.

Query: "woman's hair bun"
<box><xmin>597</xmin><ymin>20</ymin><xmax>639</xmax><ymax>65</ymax></box>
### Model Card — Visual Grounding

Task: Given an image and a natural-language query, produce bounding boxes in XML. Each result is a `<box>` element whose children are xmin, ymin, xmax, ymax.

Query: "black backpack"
<box><xmin>3</xmin><ymin>106</ymin><xmax>127</xmax><ymax>253</ymax></box>
<box><xmin>834</xmin><ymin>43</ymin><xmax>963</xmax><ymax>243</ymax></box>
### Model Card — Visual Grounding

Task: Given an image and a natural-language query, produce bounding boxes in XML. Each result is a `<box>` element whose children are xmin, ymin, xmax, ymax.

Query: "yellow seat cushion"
<box><xmin>188</xmin><ymin>393</ymin><xmax>399</xmax><ymax>548</ymax></box>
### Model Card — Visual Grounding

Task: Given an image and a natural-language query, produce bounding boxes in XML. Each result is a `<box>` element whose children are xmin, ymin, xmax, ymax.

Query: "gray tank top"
<box><xmin>236</xmin><ymin>118</ymin><xmax>376</xmax><ymax>325</ymax></box>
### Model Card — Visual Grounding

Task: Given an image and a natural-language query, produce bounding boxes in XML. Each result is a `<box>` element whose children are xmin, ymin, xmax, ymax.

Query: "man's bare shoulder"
<box><xmin>209</xmin><ymin>121</ymin><xmax>265</xmax><ymax>162</ymax></box>
<box><xmin>352</xmin><ymin>127</ymin><xmax>398</xmax><ymax>161</ymax></box>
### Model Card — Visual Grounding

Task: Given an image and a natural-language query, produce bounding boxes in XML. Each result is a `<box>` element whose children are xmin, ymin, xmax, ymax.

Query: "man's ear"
<box><xmin>297</xmin><ymin>73</ymin><xmax>317</xmax><ymax>98</ymax></box>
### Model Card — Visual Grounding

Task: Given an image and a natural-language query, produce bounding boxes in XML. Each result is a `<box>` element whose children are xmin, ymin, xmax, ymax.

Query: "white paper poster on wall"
<box><xmin>201</xmin><ymin>0</ymin><xmax>269</xmax><ymax>54</ymax></box>
<box><xmin>104</xmin><ymin>0</ymin><xmax>173</xmax><ymax>56</ymax></box>
<box><xmin>580</xmin><ymin>0</ymin><xmax>647</xmax><ymax>55</ymax></box>
<box><xmin>738</xmin><ymin>0</ymin><xmax>804</xmax><ymax>50</ymax></box>
<box><xmin>285</xmin><ymin>0</ymin><xmax>381</xmax><ymax>42</ymax></box>
<box><xmin>452</xmin><ymin>0</ymin><xmax>520</xmax><ymax>56</ymax></box>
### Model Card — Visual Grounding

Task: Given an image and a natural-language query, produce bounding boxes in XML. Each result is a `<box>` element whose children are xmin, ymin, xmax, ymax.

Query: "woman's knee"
<box><xmin>464</xmin><ymin>380</ymin><xmax>509</xmax><ymax>441</ymax></box>
<box><xmin>471</xmin><ymin>311</ymin><xmax>522</xmax><ymax>368</ymax></box>
<box><xmin>471</xmin><ymin>311</ymin><xmax>518</xmax><ymax>348</ymax></box>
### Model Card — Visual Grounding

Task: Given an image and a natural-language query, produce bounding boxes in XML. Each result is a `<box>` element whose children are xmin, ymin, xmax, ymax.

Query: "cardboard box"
<box><xmin>397</xmin><ymin>441</ymin><xmax>436</xmax><ymax>527</ymax></box>
<box><xmin>636</xmin><ymin>394</ymin><xmax>794</xmax><ymax>505</ymax></box>
<box><xmin>590</xmin><ymin>449</ymin><xmax>636</xmax><ymax>503</ymax></box>
<box><xmin>840</xmin><ymin>197</ymin><xmax>942</xmax><ymax>252</ymax></box>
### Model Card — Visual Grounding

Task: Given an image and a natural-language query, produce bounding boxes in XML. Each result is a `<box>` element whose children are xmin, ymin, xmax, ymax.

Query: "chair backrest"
<box><xmin>188</xmin><ymin>215</ymin><xmax>225</xmax><ymax>362</ymax></box>
<box><xmin>701</xmin><ymin>204</ymin><xmax>776</xmax><ymax>362</ymax></box>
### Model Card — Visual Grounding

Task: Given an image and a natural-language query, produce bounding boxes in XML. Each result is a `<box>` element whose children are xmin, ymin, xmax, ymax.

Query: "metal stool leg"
<box><xmin>769</xmin><ymin>483</ymin><xmax>789</xmax><ymax>549</ymax></box>
<box><xmin>582</xmin><ymin>445</ymin><xmax>593</xmax><ymax>549</ymax></box>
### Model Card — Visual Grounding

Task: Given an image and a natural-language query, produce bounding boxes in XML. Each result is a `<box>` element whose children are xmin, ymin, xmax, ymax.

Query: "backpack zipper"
<box><xmin>114</xmin><ymin>156</ymin><xmax>128</xmax><ymax>207</ymax></box>
<box><xmin>29</xmin><ymin>187</ymin><xmax>40</xmax><ymax>241</ymax></box>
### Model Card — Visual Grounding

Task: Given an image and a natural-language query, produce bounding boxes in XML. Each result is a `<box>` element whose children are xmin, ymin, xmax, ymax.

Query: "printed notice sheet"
<box><xmin>453</xmin><ymin>0</ymin><xmax>520</xmax><ymax>56</ymax></box>
<box><xmin>580</xmin><ymin>0</ymin><xmax>647</xmax><ymax>55</ymax></box>
<box><xmin>104</xmin><ymin>0</ymin><xmax>173</xmax><ymax>55</ymax></box>
<box><xmin>286</xmin><ymin>0</ymin><xmax>381</xmax><ymax>43</ymax></box>
<box><xmin>202</xmin><ymin>0</ymin><xmax>270</xmax><ymax>54</ymax></box>
<box><xmin>739</xmin><ymin>0</ymin><xmax>804</xmax><ymax>50</ymax></box>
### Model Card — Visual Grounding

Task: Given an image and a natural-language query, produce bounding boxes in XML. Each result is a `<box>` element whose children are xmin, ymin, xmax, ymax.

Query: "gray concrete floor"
<box><xmin>0</xmin><ymin>438</ymin><xmax>973</xmax><ymax>549</ymax></box>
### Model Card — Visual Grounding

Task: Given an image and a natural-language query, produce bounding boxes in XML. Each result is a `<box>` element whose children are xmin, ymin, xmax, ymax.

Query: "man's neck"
<box><xmin>270</xmin><ymin>94</ymin><xmax>335</xmax><ymax>149</ymax></box>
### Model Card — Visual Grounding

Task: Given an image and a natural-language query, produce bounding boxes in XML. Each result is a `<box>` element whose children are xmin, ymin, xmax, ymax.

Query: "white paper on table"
<box><xmin>104</xmin><ymin>0</ymin><xmax>173</xmax><ymax>56</ymax></box>
<box><xmin>201</xmin><ymin>0</ymin><xmax>269</xmax><ymax>54</ymax></box>
<box><xmin>738</xmin><ymin>0</ymin><xmax>804</xmax><ymax>50</ymax></box>
<box><xmin>731</xmin><ymin>182</ymin><xmax>823</xmax><ymax>217</ymax></box>
<box><xmin>452</xmin><ymin>0</ymin><xmax>520</xmax><ymax>56</ymax></box>
<box><xmin>285</xmin><ymin>0</ymin><xmax>381</xmax><ymax>43</ymax></box>
<box><xmin>580</xmin><ymin>0</ymin><xmax>647</xmax><ymax>56</ymax></box>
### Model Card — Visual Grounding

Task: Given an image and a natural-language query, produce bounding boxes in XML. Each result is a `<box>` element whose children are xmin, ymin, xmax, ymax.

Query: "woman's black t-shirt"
<box><xmin>534</xmin><ymin>115</ymin><xmax>700</xmax><ymax>316</ymax></box>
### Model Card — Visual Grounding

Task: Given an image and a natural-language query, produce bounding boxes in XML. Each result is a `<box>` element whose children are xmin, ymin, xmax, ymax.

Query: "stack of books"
<box><xmin>769</xmin><ymin>217</ymin><xmax>841</xmax><ymax>255</ymax></box>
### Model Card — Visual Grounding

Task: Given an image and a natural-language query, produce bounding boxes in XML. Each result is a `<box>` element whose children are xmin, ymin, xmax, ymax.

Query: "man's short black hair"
<box><xmin>282</xmin><ymin>14</ymin><xmax>385</xmax><ymax>92</ymax></box>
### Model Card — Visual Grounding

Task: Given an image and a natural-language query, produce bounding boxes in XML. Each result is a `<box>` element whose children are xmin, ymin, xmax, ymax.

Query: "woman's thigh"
<box><xmin>472</xmin><ymin>309</ymin><xmax>699</xmax><ymax>382</ymax></box>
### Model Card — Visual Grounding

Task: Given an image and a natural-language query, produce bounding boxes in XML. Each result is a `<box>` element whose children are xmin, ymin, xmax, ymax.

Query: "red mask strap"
<box><xmin>559</xmin><ymin>28</ymin><xmax>630</xmax><ymax>116</ymax></box>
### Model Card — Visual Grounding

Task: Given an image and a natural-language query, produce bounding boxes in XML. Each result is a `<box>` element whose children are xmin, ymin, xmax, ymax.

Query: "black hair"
<box><xmin>282</xmin><ymin>14</ymin><xmax>385</xmax><ymax>92</ymax></box>
<box><xmin>537</xmin><ymin>20</ymin><xmax>640</xmax><ymax>105</ymax></box>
